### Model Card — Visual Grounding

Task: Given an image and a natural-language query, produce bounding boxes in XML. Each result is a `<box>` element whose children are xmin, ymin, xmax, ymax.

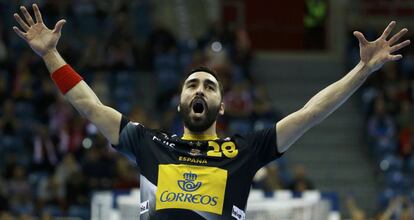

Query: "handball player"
<box><xmin>13</xmin><ymin>4</ymin><xmax>410</xmax><ymax>220</ymax></box>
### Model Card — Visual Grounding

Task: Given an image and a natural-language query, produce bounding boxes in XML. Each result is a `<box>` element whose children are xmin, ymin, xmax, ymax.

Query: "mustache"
<box><xmin>190</xmin><ymin>96</ymin><xmax>207</xmax><ymax>107</ymax></box>
<box><xmin>191</xmin><ymin>95</ymin><xmax>206</xmax><ymax>102</ymax></box>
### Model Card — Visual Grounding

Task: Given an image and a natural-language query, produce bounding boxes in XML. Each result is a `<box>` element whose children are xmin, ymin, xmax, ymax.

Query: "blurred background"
<box><xmin>0</xmin><ymin>0</ymin><xmax>413</xmax><ymax>219</ymax></box>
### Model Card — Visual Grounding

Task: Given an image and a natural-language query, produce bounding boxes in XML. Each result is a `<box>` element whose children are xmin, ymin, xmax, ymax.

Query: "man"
<box><xmin>13</xmin><ymin>4</ymin><xmax>410</xmax><ymax>220</ymax></box>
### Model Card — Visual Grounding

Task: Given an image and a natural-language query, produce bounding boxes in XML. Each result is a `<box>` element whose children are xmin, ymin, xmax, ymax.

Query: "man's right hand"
<box><xmin>13</xmin><ymin>4</ymin><xmax>66</xmax><ymax>58</ymax></box>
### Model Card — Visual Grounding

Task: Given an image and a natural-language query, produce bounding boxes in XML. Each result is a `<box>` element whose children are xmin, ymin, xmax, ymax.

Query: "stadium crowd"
<box><xmin>0</xmin><ymin>1</ymin><xmax>314</xmax><ymax>219</ymax></box>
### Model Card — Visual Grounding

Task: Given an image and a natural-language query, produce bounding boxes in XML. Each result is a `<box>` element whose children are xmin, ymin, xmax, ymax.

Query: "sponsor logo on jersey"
<box><xmin>177</xmin><ymin>172</ymin><xmax>202</xmax><ymax>192</ymax></box>
<box><xmin>189</xmin><ymin>148</ymin><xmax>202</xmax><ymax>156</ymax></box>
<box><xmin>232</xmin><ymin>205</ymin><xmax>245</xmax><ymax>220</ymax></box>
<box><xmin>140</xmin><ymin>200</ymin><xmax>149</xmax><ymax>214</ymax></box>
<box><xmin>152</xmin><ymin>135</ymin><xmax>175</xmax><ymax>148</ymax></box>
<box><xmin>156</xmin><ymin>164</ymin><xmax>227</xmax><ymax>215</ymax></box>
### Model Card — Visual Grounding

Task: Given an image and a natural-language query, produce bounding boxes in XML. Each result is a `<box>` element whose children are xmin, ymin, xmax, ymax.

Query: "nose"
<box><xmin>195</xmin><ymin>86</ymin><xmax>205</xmax><ymax>97</ymax></box>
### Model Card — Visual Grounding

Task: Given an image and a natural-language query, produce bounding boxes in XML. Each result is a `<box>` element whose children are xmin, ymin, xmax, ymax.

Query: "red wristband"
<box><xmin>51</xmin><ymin>64</ymin><xmax>83</xmax><ymax>94</ymax></box>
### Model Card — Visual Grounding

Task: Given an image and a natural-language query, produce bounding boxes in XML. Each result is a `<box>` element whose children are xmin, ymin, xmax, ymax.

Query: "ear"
<box><xmin>219</xmin><ymin>102</ymin><xmax>225</xmax><ymax>115</ymax></box>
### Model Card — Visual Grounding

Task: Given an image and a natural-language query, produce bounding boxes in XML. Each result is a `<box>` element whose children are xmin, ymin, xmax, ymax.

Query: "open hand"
<box><xmin>13</xmin><ymin>4</ymin><xmax>66</xmax><ymax>57</ymax></box>
<box><xmin>354</xmin><ymin>21</ymin><xmax>410</xmax><ymax>73</ymax></box>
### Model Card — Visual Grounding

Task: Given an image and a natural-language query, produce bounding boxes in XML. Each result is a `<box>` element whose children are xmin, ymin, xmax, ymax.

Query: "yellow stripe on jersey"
<box><xmin>155</xmin><ymin>164</ymin><xmax>227</xmax><ymax>215</ymax></box>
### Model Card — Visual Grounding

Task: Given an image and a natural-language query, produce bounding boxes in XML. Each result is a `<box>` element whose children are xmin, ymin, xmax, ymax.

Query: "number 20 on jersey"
<box><xmin>207</xmin><ymin>141</ymin><xmax>238</xmax><ymax>158</ymax></box>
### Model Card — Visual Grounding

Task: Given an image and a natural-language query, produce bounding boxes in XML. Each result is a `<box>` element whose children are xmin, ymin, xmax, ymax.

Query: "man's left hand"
<box><xmin>354</xmin><ymin>21</ymin><xmax>410</xmax><ymax>73</ymax></box>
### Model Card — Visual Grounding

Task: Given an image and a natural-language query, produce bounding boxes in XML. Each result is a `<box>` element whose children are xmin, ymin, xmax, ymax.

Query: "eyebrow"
<box><xmin>204</xmin><ymin>79</ymin><xmax>218</xmax><ymax>88</ymax></box>
<box><xmin>185</xmin><ymin>78</ymin><xmax>218</xmax><ymax>88</ymax></box>
<box><xmin>185</xmin><ymin>78</ymin><xmax>199</xmax><ymax>85</ymax></box>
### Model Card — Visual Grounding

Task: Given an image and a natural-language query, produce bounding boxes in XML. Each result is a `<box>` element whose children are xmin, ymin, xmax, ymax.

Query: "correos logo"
<box><xmin>156</xmin><ymin>164</ymin><xmax>227</xmax><ymax>214</ymax></box>
<box><xmin>178</xmin><ymin>172</ymin><xmax>202</xmax><ymax>192</ymax></box>
<box><xmin>159</xmin><ymin>172</ymin><xmax>218</xmax><ymax>206</ymax></box>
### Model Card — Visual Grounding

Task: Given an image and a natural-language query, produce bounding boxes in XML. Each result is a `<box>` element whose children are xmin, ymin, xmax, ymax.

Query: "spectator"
<box><xmin>36</xmin><ymin>175</ymin><xmax>65</xmax><ymax>214</ymax></box>
<box><xmin>224</xmin><ymin>81</ymin><xmax>254</xmax><ymax>134</ymax></box>
<box><xmin>33</xmin><ymin>78</ymin><xmax>57</xmax><ymax>125</ymax></box>
<box><xmin>0</xmin><ymin>99</ymin><xmax>21</xmax><ymax>152</ymax></box>
<box><xmin>398</xmin><ymin>124</ymin><xmax>414</xmax><ymax>161</ymax></box>
<box><xmin>367</xmin><ymin>97</ymin><xmax>397</xmax><ymax>156</ymax></box>
<box><xmin>145</xmin><ymin>21</ymin><xmax>177</xmax><ymax>69</ymax></box>
<box><xmin>82</xmin><ymin>145</ymin><xmax>116</xmax><ymax>190</ymax></box>
<box><xmin>6</xmin><ymin>166</ymin><xmax>33</xmax><ymax>214</ymax></box>
<box><xmin>0</xmin><ymin>99</ymin><xmax>19</xmax><ymax>136</ymax></box>
<box><xmin>48</xmin><ymin>95</ymin><xmax>73</xmax><ymax>135</ymax></box>
<box><xmin>377</xmin><ymin>196</ymin><xmax>414</xmax><ymax>220</ymax></box>
<box><xmin>382</xmin><ymin>63</ymin><xmax>402</xmax><ymax>115</ymax></box>
<box><xmin>253</xmin><ymin>162</ymin><xmax>285</xmax><ymax>195</ymax></box>
<box><xmin>346</xmin><ymin>197</ymin><xmax>366</xmax><ymax>220</ymax></box>
<box><xmin>106</xmin><ymin>40</ymin><xmax>135</xmax><ymax>71</ymax></box>
<box><xmin>232</xmin><ymin>28</ymin><xmax>253</xmax><ymax>82</ymax></box>
<box><xmin>288</xmin><ymin>164</ymin><xmax>315</xmax><ymax>193</ymax></box>
<box><xmin>76</xmin><ymin>36</ymin><xmax>105</xmax><ymax>71</ymax></box>
<box><xmin>60</xmin><ymin>117</ymin><xmax>86</xmax><ymax>155</ymax></box>
<box><xmin>113</xmin><ymin>156</ymin><xmax>139</xmax><ymax>190</ymax></box>
<box><xmin>396</xmin><ymin>100</ymin><xmax>413</xmax><ymax>131</ymax></box>
<box><xmin>252</xmin><ymin>86</ymin><xmax>283</xmax><ymax>131</ymax></box>
<box><xmin>32</xmin><ymin>125</ymin><xmax>58</xmax><ymax>172</ymax></box>
<box><xmin>55</xmin><ymin>154</ymin><xmax>81</xmax><ymax>185</ymax></box>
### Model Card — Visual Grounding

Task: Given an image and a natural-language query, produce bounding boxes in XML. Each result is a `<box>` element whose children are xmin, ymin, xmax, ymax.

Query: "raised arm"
<box><xmin>276</xmin><ymin>21</ymin><xmax>410</xmax><ymax>152</ymax></box>
<box><xmin>13</xmin><ymin>4</ymin><xmax>122</xmax><ymax>145</ymax></box>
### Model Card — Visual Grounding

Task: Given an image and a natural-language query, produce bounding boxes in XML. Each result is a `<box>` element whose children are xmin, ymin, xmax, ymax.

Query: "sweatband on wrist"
<box><xmin>51</xmin><ymin>64</ymin><xmax>83</xmax><ymax>94</ymax></box>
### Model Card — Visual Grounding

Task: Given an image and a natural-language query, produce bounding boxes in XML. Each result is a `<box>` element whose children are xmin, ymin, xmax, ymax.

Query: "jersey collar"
<box><xmin>181</xmin><ymin>133</ymin><xmax>219</xmax><ymax>141</ymax></box>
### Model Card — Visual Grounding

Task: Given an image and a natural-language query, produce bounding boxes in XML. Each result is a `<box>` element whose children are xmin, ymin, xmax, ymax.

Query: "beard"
<box><xmin>179</xmin><ymin>97</ymin><xmax>220</xmax><ymax>133</ymax></box>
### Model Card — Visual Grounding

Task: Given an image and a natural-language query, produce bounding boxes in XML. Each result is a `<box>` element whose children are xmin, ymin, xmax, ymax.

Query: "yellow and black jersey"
<box><xmin>114</xmin><ymin>116</ymin><xmax>283</xmax><ymax>220</ymax></box>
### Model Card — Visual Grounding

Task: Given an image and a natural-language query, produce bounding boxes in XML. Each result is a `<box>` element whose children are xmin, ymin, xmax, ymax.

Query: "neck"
<box><xmin>182</xmin><ymin>122</ymin><xmax>218</xmax><ymax>140</ymax></box>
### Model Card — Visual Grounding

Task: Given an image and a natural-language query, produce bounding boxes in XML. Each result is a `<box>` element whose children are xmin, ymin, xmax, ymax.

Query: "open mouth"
<box><xmin>192</xmin><ymin>98</ymin><xmax>206</xmax><ymax>114</ymax></box>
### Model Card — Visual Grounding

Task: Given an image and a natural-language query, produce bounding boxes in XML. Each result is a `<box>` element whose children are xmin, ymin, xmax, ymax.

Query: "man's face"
<box><xmin>179</xmin><ymin>72</ymin><xmax>224</xmax><ymax>132</ymax></box>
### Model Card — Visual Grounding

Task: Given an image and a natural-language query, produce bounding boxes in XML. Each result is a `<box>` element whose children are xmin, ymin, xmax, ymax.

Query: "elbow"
<box><xmin>301</xmin><ymin>106</ymin><xmax>323</xmax><ymax>127</ymax></box>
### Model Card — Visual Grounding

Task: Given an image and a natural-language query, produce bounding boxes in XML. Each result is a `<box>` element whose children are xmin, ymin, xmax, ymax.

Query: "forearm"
<box><xmin>303</xmin><ymin>62</ymin><xmax>371</xmax><ymax>124</ymax></box>
<box><xmin>42</xmin><ymin>49</ymin><xmax>67</xmax><ymax>73</ymax></box>
<box><xmin>42</xmin><ymin>50</ymin><xmax>121</xmax><ymax>144</ymax></box>
<box><xmin>65</xmin><ymin>82</ymin><xmax>103</xmax><ymax>116</ymax></box>
<box><xmin>42</xmin><ymin>49</ymin><xmax>102</xmax><ymax>114</ymax></box>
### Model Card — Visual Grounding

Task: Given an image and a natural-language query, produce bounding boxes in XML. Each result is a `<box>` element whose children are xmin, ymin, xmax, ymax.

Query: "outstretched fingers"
<box><xmin>20</xmin><ymin>6</ymin><xmax>35</xmax><ymax>26</ymax></box>
<box><xmin>388</xmin><ymin>28</ymin><xmax>408</xmax><ymax>45</ymax></box>
<box><xmin>33</xmin><ymin>4</ymin><xmax>43</xmax><ymax>24</ymax></box>
<box><xmin>13</xmin><ymin>26</ymin><xmax>27</xmax><ymax>40</ymax></box>
<box><xmin>388</xmin><ymin>39</ymin><xmax>409</xmax><ymax>62</ymax></box>
<box><xmin>14</xmin><ymin>13</ymin><xmax>30</xmax><ymax>31</ymax></box>
<box><xmin>381</xmin><ymin>21</ymin><xmax>396</xmax><ymax>40</ymax></box>
<box><xmin>353</xmin><ymin>31</ymin><xmax>369</xmax><ymax>45</ymax></box>
<box><xmin>390</xmin><ymin>40</ymin><xmax>411</xmax><ymax>53</ymax></box>
<box><xmin>52</xmin><ymin>19</ymin><xmax>66</xmax><ymax>34</ymax></box>
<box><xmin>389</xmin><ymin>54</ymin><xmax>403</xmax><ymax>61</ymax></box>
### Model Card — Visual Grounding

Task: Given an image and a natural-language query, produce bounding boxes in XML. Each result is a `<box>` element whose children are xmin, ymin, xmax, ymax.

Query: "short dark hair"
<box><xmin>182</xmin><ymin>66</ymin><xmax>224</xmax><ymax>99</ymax></box>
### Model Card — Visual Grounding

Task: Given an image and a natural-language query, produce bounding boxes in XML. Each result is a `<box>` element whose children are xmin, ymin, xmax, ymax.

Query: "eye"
<box><xmin>207</xmin><ymin>85</ymin><xmax>215</xmax><ymax>91</ymax></box>
<box><xmin>187</xmin><ymin>83</ymin><xmax>196</xmax><ymax>88</ymax></box>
